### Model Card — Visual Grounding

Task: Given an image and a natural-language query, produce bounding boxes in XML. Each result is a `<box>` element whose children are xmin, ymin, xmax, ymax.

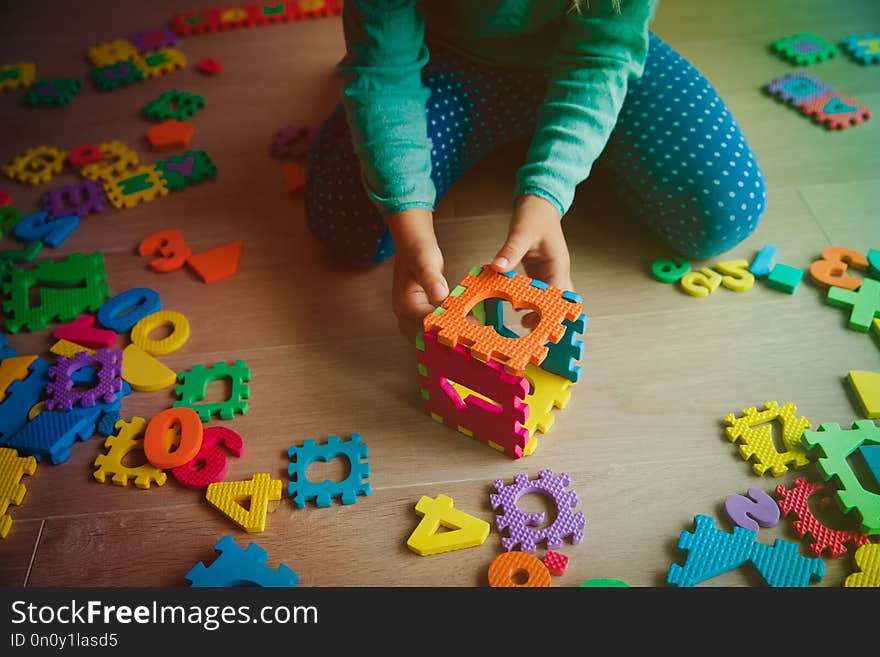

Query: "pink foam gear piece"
<box><xmin>725</xmin><ymin>487</ymin><xmax>781</xmax><ymax>532</ymax></box>
<box><xmin>543</xmin><ymin>550</ymin><xmax>569</xmax><ymax>576</ymax></box>
<box><xmin>52</xmin><ymin>314</ymin><xmax>116</xmax><ymax>349</ymax></box>
<box><xmin>418</xmin><ymin>331</ymin><xmax>529</xmax><ymax>459</ymax></box>
<box><xmin>45</xmin><ymin>348</ymin><xmax>123</xmax><ymax>411</ymax></box>
<box><xmin>172</xmin><ymin>426</ymin><xmax>244</xmax><ymax>490</ymax></box>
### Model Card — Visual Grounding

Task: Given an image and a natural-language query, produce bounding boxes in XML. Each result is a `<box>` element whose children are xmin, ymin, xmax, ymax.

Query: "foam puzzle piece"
<box><xmin>802</xmin><ymin>420</ymin><xmax>880</xmax><ymax>535</ymax></box>
<box><xmin>22</xmin><ymin>79</ymin><xmax>80</xmax><ymax>107</ymax></box>
<box><xmin>0</xmin><ymin>335</ymin><xmax>18</xmax><ymax>359</ymax></box>
<box><xmin>840</xmin><ymin>33</ymin><xmax>880</xmax><ymax>65</ymax></box>
<box><xmin>764</xmin><ymin>73</ymin><xmax>832</xmax><ymax>108</ymax></box>
<box><xmin>771</xmin><ymin>33</ymin><xmax>838</xmax><ymax>65</ymax></box>
<box><xmin>271</xmin><ymin>125</ymin><xmax>311</xmax><ymax>159</ymax></box>
<box><xmin>143</xmin><ymin>90</ymin><xmax>205</xmax><ymax>121</ymax></box>
<box><xmin>87</xmin><ymin>38</ymin><xmax>139</xmax><ymax>67</ymax></box>
<box><xmin>13</xmin><ymin>210</ymin><xmax>80</xmax><ymax>248</ymax></box>
<box><xmin>154</xmin><ymin>150</ymin><xmax>217</xmax><ymax>191</ymax></box>
<box><xmin>131</xmin><ymin>310</ymin><xmax>190</xmax><ymax>355</ymax></box>
<box><xmin>579</xmin><ymin>578</ymin><xmax>630</xmax><ymax>587</ymax></box>
<box><xmin>41</xmin><ymin>180</ymin><xmax>107</xmax><ymax>220</ymax></box>
<box><xmin>776</xmin><ymin>477</ymin><xmax>872</xmax><ymax>558</ymax></box>
<box><xmin>195</xmin><ymin>58</ymin><xmax>223</xmax><ymax>75</ymax></box>
<box><xmin>287</xmin><ymin>434</ymin><xmax>370</xmax><ymax>508</ymax></box>
<box><xmin>848</xmin><ymin>370</ymin><xmax>880</xmax><ymax>419</ymax></box>
<box><xmin>724</xmin><ymin>487</ymin><xmax>780</xmax><ymax>532</ymax></box>
<box><xmin>143</xmin><ymin>407</ymin><xmax>204</xmax><ymax>469</ymax></box>
<box><xmin>46</xmin><ymin>349</ymin><xmax>123</xmax><ymax>411</ymax></box>
<box><xmin>3</xmin><ymin>146</ymin><xmax>66</xmax><ymax>185</ymax></box>
<box><xmin>406</xmin><ymin>494</ymin><xmax>489</xmax><ymax>556</ymax></box>
<box><xmin>102</xmin><ymin>166</ymin><xmax>169</xmax><ymax>209</ymax></box>
<box><xmin>716</xmin><ymin>260</ymin><xmax>755</xmax><ymax>292</ymax></box>
<box><xmin>680</xmin><ymin>267</ymin><xmax>722</xmax><ymax>297</ymax></box>
<box><xmin>186</xmin><ymin>241</ymin><xmax>242</xmax><ymax>283</ymax></box>
<box><xmin>802</xmin><ymin>91</ymin><xmax>872</xmax><ymax>130</ymax></box>
<box><xmin>767</xmin><ymin>263</ymin><xmax>803</xmax><ymax>294</ymax></box>
<box><xmin>425</xmin><ymin>265</ymin><xmax>583</xmax><ymax>376</ymax></box>
<box><xmin>67</xmin><ymin>144</ymin><xmax>104</xmax><ymax>168</ymax></box>
<box><xmin>0</xmin><ymin>357</ymin><xmax>49</xmax><ymax>444</ymax></box>
<box><xmin>50</xmin><ymin>340</ymin><xmax>96</xmax><ymax>359</ymax></box>
<box><xmin>0</xmin><ymin>355</ymin><xmax>37</xmax><ymax>403</ymax></box>
<box><xmin>122</xmin><ymin>344</ymin><xmax>176</xmax><ymax>392</ymax></box>
<box><xmin>174</xmin><ymin>360</ymin><xmax>251</xmax><ymax>421</ymax></box>
<box><xmin>0</xmin><ymin>206</ymin><xmax>24</xmax><ymax>237</ymax></box>
<box><xmin>53</xmin><ymin>315</ymin><xmax>115</xmax><ymax>349</ymax></box>
<box><xmin>169</xmin><ymin>1</ymin><xmax>342</xmax><ymax>36</ymax></box>
<box><xmin>172</xmin><ymin>426</ymin><xmax>243</xmax><ymax>490</ymax></box>
<box><xmin>0</xmin><ymin>62</ymin><xmax>35</xmax><ymax>92</ymax></box>
<box><xmin>543</xmin><ymin>550</ymin><xmax>569</xmax><ymax>576</ymax></box>
<box><xmin>809</xmin><ymin>246</ymin><xmax>868</xmax><ymax>291</ymax></box>
<box><xmin>69</xmin><ymin>370</ymin><xmax>130</xmax><ymax>439</ymax></box>
<box><xmin>845</xmin><ymin>544</ymin><xmax>880</xmax><ymax>587</ymax></box>
<box><xmin>0</xmin><ymin>447</ymin><xmax>36</xmax><ymax>539</ymax></box>
<box><xmin>282</xmin><ymin>162</ymin><xmax>305</xmax><ymax>191</ymax></box>
<box><xmin>93</xmin><ymin>417</ymin><xmax>167</xmax><ymax>489</ymax></box>
<box><xmin>487</xmin><ymin>551</ymin><xmax>551</xmax><ymax>587</ymax></box>
<box><xmin>3</xmin><ymin>252</ymin><xmax>109</xmax><ymax>333</ymax></box>
<box><xmin>521</xmin><ymin>365</ymin><xmax>572</xmax><ymax>456</ymax></box>
<box><xmin>417</xmin><ymin>331</ymin><xmax>529</xmax><ymax>459</ymax></box>
<box><xmin>862</xmin><ymin>445</ymin><xmax>880</xmax><ymax>488</ymax></box>
<box><xmin>206</xmin><ymin>473</ymin><xmax>282</xmax><ymax>533</ymax></box>
<box><xmin>748</xmin><ymin>537</ymin><xmax>827</xmax><ymax>586</ymax></box>
<box><xmin>724</xmin><ymin>401</ymin><xmax>812</xmax><ymax>477</ymax></box>
<box><xmin>139</xmin><ymin>48</ymin><xmax>187</xmax><ymax>78</ymax></box>
<box><xmin>80</xmin><ymin>141</ymin><xmax>139</xmax><ymax>181</ymax></box>
<box><xmin>97</xmin><ymin>287</ymin><xmax>161</xmax><ymax>333</ymax></box>
<box><xmin>129</xmin><ymin>27</ymin><xmax>178</xmax><ymax>53</ymax></box>
<box><xmin>749</xmin><ymin>244</ymin><xmax>778</xmax><ymax>278</ymax></box>
<box><xmin>138</xmin><ymin>229</ymin><xmax>192</xmax><ymax>272</ymax></box>
<box><xmin>145</xmin><ymin>120</ymin><xmax>194</xmax><ymax>150</ymax></box>
<box><xmin>827</xmin><ymin>278</ymin><xmax>880</xmax><ymax>332</ymax></box>
<box><xmin>185</xmin><ymin>535</ymin><xmax>298</xmax><ymax>587</ymax></box>
<box><xmin>91</xmin><ymin>60</ymin><xmax>145</xmax><ymax>92</ymax></box>
<box><xmin>651</xmin><ymin>258</ymin><xmax>691</xmax><ymax>284</ymax></box>
<box><xmin>5</xmin><ymin>405</ymin><xmax>101</xmax><ymax>464</ymax></box>
<box><xmin>0</xmin><ymin>241</ymin><xmax>42</xmax><ymax>271</ymax></box>
<box><xmin>491</xmin><ymin>469</ymin><xmax>585</xmax><ymax>553</ymax></box>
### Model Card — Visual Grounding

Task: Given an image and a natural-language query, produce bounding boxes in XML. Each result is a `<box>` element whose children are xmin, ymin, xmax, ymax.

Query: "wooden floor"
<box><xmin>0</xmin><ymin>0</ymin><xmax>878</xmax><ymax>588</ymax></box>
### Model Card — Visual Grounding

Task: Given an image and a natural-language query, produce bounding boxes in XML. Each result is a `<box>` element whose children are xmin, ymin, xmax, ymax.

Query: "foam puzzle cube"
<box><xmin>417</xmin><ymin>265</ymin><xmax>586</xmax><ymax>459</ymax></box>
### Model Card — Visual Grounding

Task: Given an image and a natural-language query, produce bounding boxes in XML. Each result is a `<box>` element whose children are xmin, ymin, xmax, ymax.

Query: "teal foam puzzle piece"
<box><xmin>185</xmin><ymin>535</ymin><xmax>298</xmax><ymax>587</ymax></box>
<box><xmin>749</xmin><ymin>538</ymin><xmax>825</xmax><ymax>586</ymax></box>
<box><xmin>667</xmin><ymin>515</ymin><xmax>755</xmax><ymax>586</ymax></box>
<box><xmin>827</xmin><ymin>278</ymin><xmax>880</xmax><ymax>332</ymax></box>
<box><xmin>867</xmin><ymin>248</ymin><xmax>880</xmax><ymax>280</ymax></box>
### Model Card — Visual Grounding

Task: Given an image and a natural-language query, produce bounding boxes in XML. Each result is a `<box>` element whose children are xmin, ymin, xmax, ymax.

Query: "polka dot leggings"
<box><xmin>305</xmin><ymin>33</ymin><xmax>767</xmax><ymax>266</ymax></box>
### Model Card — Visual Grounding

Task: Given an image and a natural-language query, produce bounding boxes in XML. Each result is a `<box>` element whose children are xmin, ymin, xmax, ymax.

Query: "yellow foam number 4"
<box><xmin>205</xmin><ymin>473</ymin><xmax>281</xmax><ymax>533</ymax></box>
<box><xmin>680</xmin><ymin>267</ymin><xmax>722</xmax><ymax>297</ymax></box>
<box><xmin>406</xmin><ymin>494</ymin><xmax>490</xmax><ymax>556</ymax></box>
<box><xmin>716</xmin><ymin>260</ymin><xmax>755</xmax><ymax>292</ymax></box>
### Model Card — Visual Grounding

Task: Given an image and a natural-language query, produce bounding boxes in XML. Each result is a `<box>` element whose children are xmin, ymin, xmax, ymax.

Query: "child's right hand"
<box><xmin>388</xmin><ymin>208</ymin><xmax>449</xmax><ymax>342</ymax></box>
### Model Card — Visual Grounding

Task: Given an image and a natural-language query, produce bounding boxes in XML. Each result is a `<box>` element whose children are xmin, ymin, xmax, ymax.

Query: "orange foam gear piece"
<box><xmin>186</xmin><ymin>241</ymin><xmax>242</xmax><ymax>284</ymax></box>
<box><xmin>487</xmin><ymin>551</ymin><xmax>551</xmax><ymax>587</ymax></box>
<box><xmin>423</xmin><ymin>266</ymin><xmax>583</xmax><ymax>376</ymax></box>
<box><xmin>145</xmin><ymin>120</ymin><xmax>194</xmax><ymax>150</ymax></box>
<box><xmin>205</xmin><ymin>473</ymin><xmax>282</xmax><ymax>533</ymax></box>
<box><xmin>143</xmin><ymin>407</ymin><xmax>203</xmax><ymax>469</ymax></box>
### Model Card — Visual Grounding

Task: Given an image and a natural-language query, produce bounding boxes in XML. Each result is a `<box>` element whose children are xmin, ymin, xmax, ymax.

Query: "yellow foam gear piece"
<box><xmin>140</xmin><ymin>47</ymin><xmax>187</xmax><ymax>78</ymax></box>
<box><xmin>86</xmin><ymin>38</ymin><xmax>139</xmax><ymax>67</ymax></box>
<box><xmin>0</xmin><ymin>355</ymin><xmax>37</xmax><ymax>403</ymax></box>
<box><xmin>845</xmin><ymin>544</ymin><xmax>880</xmax><ymax>587</ymax></box>
<box><xmin>3</xmin><ymin>146</ymin><xmax>67</xmax><ymax>185</ymax></box>
<box><xmin>848</xmin><ymin>371</ymin><xmax>880</xmax><ymax>419</ymax></box>
<box><xmin>93</xmin><ymin>417</ymin><xmax>167</xmax><ymax>489</ymax></box>
<box><xmin>49</xmin><ymin>339</ymin><xmax>95</xmax><ymax>359</ymax></box>
<box><xmin>0</xmin><ymin>62</ymin><xmax>36</xmax><ymax>92</ymax></box>
<box><xmin>206</xmin><ymin>474</ymin><xmax>282</xmax><ymax>534</ymax></box>
<box><xmin>27</xmin><ymin>402</ymin><xmax>46</xmax><ymax>421</ymax></box>
<box><xmin>0</xmin><ymin>447</ymin><xmax>37</xmax><ymax>539</ymax></box>
<box><xmin>522</xmin><ymin>364</ymin><xmax>572</xmax><ymax>456</ymax></box>
<box><xmin>724</xmin><ymin>400</ymin><xmax>812</xmax><ymax>477</ymax></box>
<box><xmin>716</xmin><ymin>260</ymin><xmax>755</xmax><ymax>292</ymax></box>
<box><xmin>80</xmin><ymin>141</ymin><xmax>139</xmax><ymax>181</ymax></box>
<box><xmin>102</xmin><ymin>165</ymin><xmax>169</xmax><ymax>209</ymax></box>
<box><xmin>122</xmin><ymin>344</ymin><xmax>177</xmax><ymax>392</ymax></box>
<box><xmin>406</xmin><ymin>494</ymin><xmax>490</xmax><ymax>556</ymax></box>
<box><xmin>680</xmin><ymin>267</ymin><xmax>722</xmax><ymax>297</ymax></box>
<box><xmin>130</xmin><ymin>310</ymin><xmax>190</xmax><ymax>356</ymax></box>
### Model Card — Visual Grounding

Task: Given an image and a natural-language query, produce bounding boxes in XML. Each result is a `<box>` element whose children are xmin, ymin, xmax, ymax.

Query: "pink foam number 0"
<box><xmin>725</xmin><ymin>487</ymin><xmax>780</xmax><ymax>533</ymax></box>
<box><xmin>171</xmin><ymin>426</ymin><xmax>243</xmax><ymax>489</ymax></box>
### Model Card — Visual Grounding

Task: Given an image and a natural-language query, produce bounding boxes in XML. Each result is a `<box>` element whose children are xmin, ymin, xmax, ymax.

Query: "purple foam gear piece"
<box><xmin>45</xmin><ymin>348</ymin><xmax>123</xmax><ymax>411</ymax></box>
<box><xmin>764</xmin><ymin>73</ymin><xmax>832</xmax><ymax>108</ymax></box>
<box><xmin>41</xmin><ymin>180</ymin><xmax>107</xmax><ymax>220</ymax></box>
<box><xmin>490</xmin><ymin>469</ymin><xmax>585</xmax><ymax>553</ymax></box>
<box><xmin>129</xmin><ymin>27</ymin><xmax>178</xmax><ymax>53</ymax></box>
<box><xmin>725</xmin><ymin>487</ymin><xmax>780</xmax><ymax>532</ymax></box>
<box><xmin>270</xmin><ymin>125</ymin><xmax>312</xmax><ymax>160</ymax></box>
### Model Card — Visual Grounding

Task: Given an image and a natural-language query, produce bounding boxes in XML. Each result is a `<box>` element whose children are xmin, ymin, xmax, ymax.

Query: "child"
<box><xmin>305</xmin><ymin>1</ymin><xmax>766</xmax><ymax>336</ymax></box>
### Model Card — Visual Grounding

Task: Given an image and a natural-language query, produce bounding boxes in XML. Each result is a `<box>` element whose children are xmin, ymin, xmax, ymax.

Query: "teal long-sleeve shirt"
<box><xmin>338</xmin><ymin>0</ymin><xmax>658</xmax><ymax>219</ymax></box>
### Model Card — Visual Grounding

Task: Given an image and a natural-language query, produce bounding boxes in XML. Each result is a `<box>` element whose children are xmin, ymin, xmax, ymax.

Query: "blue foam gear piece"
<box><xmin>562</xmin><ymin>290</ymin><xmax>583</xmax><ymax>304</ymax></box>
<box><xmin>749</xmin><ymin>538</ymin><xmax>825</xmax><ymax>586</ymax></box>
<box><xmin>13</xmin><ymin>211</ymin><xmax>81</xmax><ymax>248</ymax></box>
<box><xmin>6</xmin><ymin>405</ymin><xmax>100</xmax><ymax>463</ymax></box>
<box><xmin>287</xmin><ymin>434</ymin><xmax>371</xmax><ymax>508</ymax></box>
<box><xmin>96</xmin><ymin>287</ymin><xmax>162</xmax><ymax>333</ymax></box>
<box><xmin>529</xmin><ymin>278</ymin><xmax>549</xmax><ymax>290</ymax></box>
<box><xmin>749</xmin><ymin>244</ymin><xmax>778</xmax><ymax>278</ymax></box>
<box><xmin>0</xmin><ymin>357</ymin><xmax>50</xmax><ymax>444</ymax></box>
<box><xmin>185</xmin><ymin>535</ymin><xmax>299</xmax><ymax>588</ymax></box>
<box><xmin>0</xmin><ymin>335</ymin><xmax>17</xmax><ymax>359</ymax></box>
<box><xmin>861</xmin><ymin>444</ymin><xmax>880</xmax><ymax>488</ymax></box>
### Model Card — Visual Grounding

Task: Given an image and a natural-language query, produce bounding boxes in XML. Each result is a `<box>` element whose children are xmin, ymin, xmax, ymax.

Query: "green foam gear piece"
<box><xmin>1</xmin><ymin>252</ymin><xmax>109</xmax><ymax>333</ymax></box>
<box><xmin>771</xmin><ymin>33</ymin><xmax>839</xmax><ymax>66</ymax></box>
<box><xmin>651</xmin><ymin>258</ymin><xmax>691</xmax><ymax>284</ymax></box>
<box><xmin>90</xmin><ymin>60</ymin><xmax>144</xmax><ymax>92</ymax></box>
<box><xmin>173</xmin><ymin>360</ymin><xmax>251</xmax><ymax>421</ymax></box>
<box><xmin>142</xmin><ymin>89</ymin><xmax>205</xmax><ymax>121</ymax></box>
<box><xmin>22</xmin><ymin>78</ymin><xmax>81</xmax><ymax>107</ymax></box>
<box><xmin>154</xmin><ymin>150</ymin><xmax>217</xmax><ymax>191</ymax></box>
<box><xmin>802</xmin><ymin>420</ymin><xmax>880</xmax><ymax>535</ymax></box>
<box><xmin>827</xmin><ymin>278</ymin><xmax>880</xmax><ymax>332</ymax></box>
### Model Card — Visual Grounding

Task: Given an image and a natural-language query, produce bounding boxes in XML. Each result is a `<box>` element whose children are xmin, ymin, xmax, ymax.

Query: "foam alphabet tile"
<box><xmin>102</xmin><ymin>166</ymin><xmax>168</xmax><ymax>209</ymax></box>
<box><xmin>91</xmin><ymin>60</ymin><xmax>145</xmax><ymax>92</ymax></box>
<box><xmin>129</xmin><ymin>27</ymin><xmax>179</xmax><ymax>53</ymax></box>
<box><xmin>97</xmin><ymin>287</ymin><xmax>161</xmax><ymax>333</ymax></box>
<box><xmin>87</xmin><ymin>38</ymin><xmax>139</xmax><ymax>67</ymax></box>
<box><xmin>802</xmin><ymin>91</ymin><xmax>872</xmax><ymax>131</ymax></box>
<box><xmin>80</xmin><ymin>141</ymin><xmax>139</xmax><ymax>181</ymax></box>
<box><xmin>724</xmin><ymin>401</ymin><xmax>812</xmax><ymax>477</ymax></box>
<box><xmin>139</xmin><ymin>48</ymin><xmax>187</xmax><ymax>78</ymax></box>
<box><xmin>869</xmin><ymin>249</ymin><xmax>880</xmax><ymax>280</ymax></box>
<box><xmin>680</xmin><ymin>267</ymin><xmax>722</xmax><ymax>297</ymax></box>
<box><xmin>13</xmin><ymin>211</ymin><xmax>80</xmax><ymax>248</ymax></box>
<box><xmin>206</xmin><ymin>473</ymin><xmax>282</xmax><ymax>533</ymax></box>
<box><xmin>143</xmin><ymin>407</ymin><xmax>203</xmax><ymax>469</ymax></box>
<box><xmin>771</xmin><ymin>33</ymin><xmax>838</xmax><ymax>66</ymax></box>
<box><xmin>22</xmin><ymin>79</ymin><xmax>80</xmax><ymax>107</ymax></box>
<box><xmin>5</xmin><ymin>405</ymin><xmax>101</xmax><ymax>464</ymax></box>
<box><xmin>0</xmin><ymin>447</ymin><xmax>37</xmax><ymax>539</ymax></box>
<box><xmin>650</xmin><ymin>258</ymin><xmax>691</xmax><ymax>284</ymax></box>
<box><xmin>172</xmin><ymin>426</ymin><xmax>243</xmax><ymax>490</ymax></box>
<box><xmin>174</xmin><ymin>360</ymin><xmax>250</xmax><ymax>421</ymax></box>
<box><xmin>724</xmin><ymin>487</ymin><xmax>780</xmax><ymax>532</ymax></box>
<box><xmin>840</xmin><ymin>33</ymin><xmax>880</xmax><ymax>65</ymax></box>
<box><xmin>138</xmin><ymin>230</ymin><xmax>191</xmax><ymax>272</ymax></box>
<box><xmin>716</xmin><ymin>260</ymin><xmax>755</xmax><ymax>292</ymax></box>
<box><xmin>41</xmin><ymin>180</ymin><xmax>107</xmax><ymax>220</ymax></box>
<box><xmin>764</xmin><ymin>74</ymin><xmax>832</xmax><ymax>108</ymax></box>
<box><xmin>0</xmin><ymin>357</ymin><xmax>49</xmax><ymax>444</ymax></box>
<box><xmin>142</xmin><ymin>90</ymin><xmax>205</xmax><ymax>122</ymax></box>
<box><xmin>406</xmin><ymin>494</ymin><xmax>490</xmax><ymax>556</ymax></box>
<box><xmin>287</xmin><ymin>434</ymin><xmax>370</xmax><ymax>508</ymax></box>
<box><xmin>195</xmin><ymin>58</ymin><xmax>223</xmax><ymax>75</ymax></box>
<box><xmin>93</xmin><ymin>417</ymin><xmax>167</xmax><ymax>489</ymax></box>
<box><xmin>827</xmin><ymin>278</ymin><xmax>880</xmax><ymax>332</ymax></box>
<box><xmin>3</xmin><ymin>146</ymin><xmax>66</xmax><ymax>185</ymax></box>
<box><xmin>185</xmin><ymin>536</ymin><xmax>298</xmax><ymax>587</ymax></box>
<box><xmin>845</xmin><ymin>544</ymin><xmax>880</xmax><ymax>587</ymax></box>
<box><xmin>67</xmin><ymin>144</ymin><xmax>104</xmax><ymax>169</ymax></box>
<box><xmin>809</xmin><ymin>246</ymin><xmax>868</xmax><ymax>291</ymax></box>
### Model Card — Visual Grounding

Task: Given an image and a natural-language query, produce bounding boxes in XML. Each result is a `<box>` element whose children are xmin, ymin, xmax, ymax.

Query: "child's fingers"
<box><xmin>491</xmin><ymin>231</ymin><xmax>532</xmax><ymax>273</ymax></box>
<box><xmin>392</xmin><ymin>275</ymin><xmax>437</xmax><ymax>324</ymax></box>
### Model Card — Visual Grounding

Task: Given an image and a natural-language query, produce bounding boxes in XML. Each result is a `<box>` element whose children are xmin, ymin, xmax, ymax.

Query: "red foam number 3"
<box><xmin>138</xmin><ymin>229</ymin><xmax>192</xmax><ymax>273</ymax></box>
<box><xmin>172</xmin><ymin>426</ymin><xmax>244</xmax><ymax>489</ymax></box>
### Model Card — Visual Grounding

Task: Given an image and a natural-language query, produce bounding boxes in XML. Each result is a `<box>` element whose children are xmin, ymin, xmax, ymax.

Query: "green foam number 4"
<box><xmin>827</xmin><ymin>278</ymin><xmax>880</xmax><ymax>332</ymax></box>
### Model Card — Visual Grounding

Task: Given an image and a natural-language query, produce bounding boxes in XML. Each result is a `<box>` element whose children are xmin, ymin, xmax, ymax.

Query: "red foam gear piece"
<box><xmin>0</xmin><ymin>192</ymin><xmax>10</xmax><ymax>207</ymax></box>
<box><xmin>52</xmin><ymin>314</ymin><xmax>116</xmax><ymax>349</ymax></box>
<box><xmin>423</xmin><ymin>266</ymin><xmax>583</xmax><ymax>376</ymax></box>
<box><xmin>195</xmin><ymin>58</ymin><xmax>223</xmax><ymax>75</ymax></box>
<box><xmin>418</xmin><ymin>331</ymin><xmax>529</xmax><ymax>459</ymax></box>
<box><xmin>68</xmin><ymin>144</ymin><xmax>104</xmax><ymax>168</ymax></box>
<box><xmin>776</xmin><ymin>477</ymin><xmax>873</xmax><ymax>558</ymax></box>
<box><xmin>543</xmin><ymin>550</ymin><xmax>569</xmax><ymax>576</ymax></box>
<box><xmin>802</xmin><ymin>91</ymin><xmax>872</xmax><ymax>130</ymax></box>
<box><xmin>172</xmin><ymin>426</ymin><xmax>243</xmax><ymax>490</ymax></box>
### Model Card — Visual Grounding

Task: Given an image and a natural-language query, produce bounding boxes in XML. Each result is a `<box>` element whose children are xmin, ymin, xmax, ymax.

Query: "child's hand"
<box><xmin>388</xmin><ymin>208</ymin><xmax>449</xmax><ymax>341</ymax></box>
<box><xmin>491</xmin><ymin>195</ymin><xmax>573</xmax><ymax>328</ymax></box>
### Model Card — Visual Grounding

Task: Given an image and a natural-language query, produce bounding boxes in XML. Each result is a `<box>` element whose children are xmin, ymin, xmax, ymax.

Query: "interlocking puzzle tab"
<box><xmin>206</xmin><ymin>473</ymin><xmax>282</xmax><ymax>533</ymax></box>
<box><xmin>173</xmin><ymin>360</ymin><xmax>250</xmax><ymax>420</ymax></box>
<box><xmin>93</xmin><ymin>417</ymin><xmax>167</xmax><ymax>489</ymax></box>
<box><xmin>0</xmin><ymin>357</ymin><xmax>49</xmax><ymax>444</ymax></box>
<box><xmin>845</xmin><ymin>544</ymin><xmax>880</xmax><ymax>587</ymax></box>
<box><xmin>0</xmin><ymin>447</ymin><xmax>37</xmax><ymax>539</ymax></box>
<box><xmin>185</xmin><ymin>535</ymin><xmax>298</xmax><ymax>587</ymax></box>
<box><xmin>840</xmin><ymin>33</ymin><xmax>880</xmax><ymax>65</ymax></box>
<box><xmin>406</xmin><ymin>494</ymin><xmax>489</xmax><ymax>556</ymax></box>
<box><xmin>287</xmin><ymin>434</ymin><xmax>370</xmax><ymax>508</ymax></box>
<box><xmin>723</xmin><ymin>401</ymin><xmax>811</xmax><ymax>476</ymax></box>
